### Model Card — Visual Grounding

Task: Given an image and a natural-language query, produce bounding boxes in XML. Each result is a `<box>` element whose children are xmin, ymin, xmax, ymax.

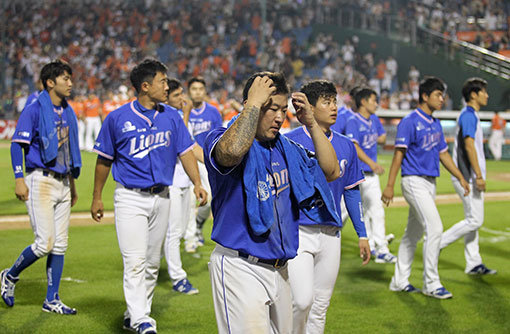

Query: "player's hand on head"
<box><xmin>291</xmin><ymin>92</ymin><xmax>316</xmax><ymax>128</ymax></box>
<box><xmin>359</xmin><ymin>239</ymin><xmax>371</xmax><ymax>265</ymax></box>
<box><xmin>90</xmin><ymin>198</ymin><xmax>104</xmax><ymax>222</ymax></box>
<box><xmin>246</xmin><ymin>76</ymin><xmax>276</xmax><ymax>109</ymax></box>
<box><xmin>381</xmin><ymin>187</ymin><xmax>394</xmax><ymax>207</ymax></box>
<box><xmin>14</xmin><ymin>178</ymin><xmax>29</xmax><ymax>201</ymax></box>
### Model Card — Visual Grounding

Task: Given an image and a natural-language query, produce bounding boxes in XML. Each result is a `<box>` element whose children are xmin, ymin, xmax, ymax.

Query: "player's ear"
<box><xmin>46</xmin><ymin>78</ymin><xmax>56</xmax><ymax>90</ymax></box>
<box><xmin>140</xmin><ymin>81</ymin><xmax>150</xmax><ymax>93</ymax></box>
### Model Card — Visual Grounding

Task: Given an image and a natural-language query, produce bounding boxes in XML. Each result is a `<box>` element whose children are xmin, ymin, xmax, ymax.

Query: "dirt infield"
<box><xmin>1</xmin><ymin>192</ymin><xmax>509</xmax><ymax>231</ymax></box>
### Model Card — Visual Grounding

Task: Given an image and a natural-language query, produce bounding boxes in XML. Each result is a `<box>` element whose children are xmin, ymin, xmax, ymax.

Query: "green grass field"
<box><xmin>1</xmin><ymin>201</ymin><xmax>509</xmax><ymax>333</ymax></box>
<box><xmin>0</xmin><ymin>142</ymin><xmax>509</xmax><ymax>333</ymax></box>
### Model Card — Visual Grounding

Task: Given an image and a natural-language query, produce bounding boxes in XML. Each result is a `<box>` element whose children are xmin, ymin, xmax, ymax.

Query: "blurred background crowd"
<box><xmin>1</xmin><ymin>0</ymin><xmax>509</xmax><ymax>120</ymax></box>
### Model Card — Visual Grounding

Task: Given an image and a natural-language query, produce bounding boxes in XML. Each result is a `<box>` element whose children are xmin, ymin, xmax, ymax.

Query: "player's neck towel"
<box><xmin>37</xmin><ymin>90</ymin><xmax>82</xmax><ymax>178</ymax></box>
<box><xmin>228</xmin><ymin>115</ymin><xmax>340</xmax><ymax>235</ymax></box>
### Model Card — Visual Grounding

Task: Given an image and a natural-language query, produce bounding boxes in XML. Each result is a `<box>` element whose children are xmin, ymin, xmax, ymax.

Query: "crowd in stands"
<box><xmin>1</xmin><ymin>0</ymin><xmax>507</xmax><ymax>120</ymax></box>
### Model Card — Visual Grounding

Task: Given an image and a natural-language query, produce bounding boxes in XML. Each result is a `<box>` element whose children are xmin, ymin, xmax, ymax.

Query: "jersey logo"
<box><xmin>18</xmin><ymin>131</ymin><xmax>30</xmax><ymax>138</ymax></box>
<box><xmin>190</xmin><ymin>120</ymin><xmax>212</xmax><ymax>136</ymax></box>
<box><xmin>339</xmin><ymin>159</ymin><xmax>348</xmax><ymax>177</ymax></box>
<box><xmin>257</xmin><ymin>181</ymin><xmax>271</xmax><ymax>201</ymax></box>
<box><xmin>421</xmin><ymin>132</ymin><xmax>441</xmax><ymax>151</ymax></box>
<box><xmin>416</xmin><ymin>121</ymin><xmax>425</xmax><ymax>131</ymax></box>
<box><xmin>129</xmin><ymin>131</ymin><xmax>171</xmax><ymax>159</ymax></box>
<box><xmin>122</xmin><ymin>121</ymin><xmax>136</xmax><ymax>133</ymax></box>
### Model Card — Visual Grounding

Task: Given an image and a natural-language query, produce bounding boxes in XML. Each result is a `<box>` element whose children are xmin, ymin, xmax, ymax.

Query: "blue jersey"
<box><xmin>331</xmin><ymin>106</ymin><xmax>354</xmax><ymax>135</ymax></box>
<box><xmin>345</xmin><ymin>113</ymin><xmax>386</xmax><ymax>172</ymax></box>
<box><xmin>189</xmin><ymin>102</ymin><xmax>222</xmax><ymax>148</ymax></box>
<box><xmin>395</xmin><ymin>108</ymin><xmax>448</xmax><ymax>177</ymax></box>
<box><xmin>24</xmin><ymin>91</ymin><xmax>41</xmax><ymax>109</ymax></box>
<box><xmin>285</xmin><ymin>127</ymin><xmax>365</xmax><ymax>230</ymax></box>
<box><xmin>204</xmin><ymin>128</ymin><xmax>299</xmax><ymax>260</ymax></box>
<box><xmin>12</xmin><ymin>101</ymin><xmax>72</xmax><ymax>175</ymax></box>
<box><xmin>93</xmin><ymin>100</ymin><xmax>194</xmax><ymax>188</ymax></box>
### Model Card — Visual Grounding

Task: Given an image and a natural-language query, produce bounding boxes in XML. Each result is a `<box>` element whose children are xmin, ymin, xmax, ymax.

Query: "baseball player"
<box><xmin>345</xmin><ymin>87</ymin><xmax>397</xmax><ymax>263</ymax></box>
<box><xmin>1</xmin><ymin>60</ymin><xmax>81</xmax><ymax>315</ymax></box>
<box><xmin>285</xmin><ymin>80</ymin><xmax>370</xmax><ymax>334</ymax></box>
<box><xmin>162</xmin><ymin>78</ymin><xmax>202</xmax><ymax>294</ymax></box>
<box><xmin>186</xmin><ymin>76</ymin><xmax>222</xmax><ymax>248</ymax></box>
<box><xmin>90</xmin><ymin>59</ymin><xmax>207</xmax><ymax>334</ymax></box>
<box><xmin>330</xmin><ymin>87</ymin><xmax>357</xmax><ymax>135</ymax></box>
<box><xmin>206</xmin><ymin>72</ymin><xmax>341</xmax><ymax>333</ymax></box>
<box><xmin>381</xmin><ymin>77</ymin><xmax>470</xmax><ymax>299</ymax></box>
<box><xmin>440</xmin><ymin>78</ymin><xmax>497</xmax><ymax>275</ymax></box>
<box><xmin>83</xmin><ymin>93</ymin><xmax>102</xmax><ymax>151</ymax></box>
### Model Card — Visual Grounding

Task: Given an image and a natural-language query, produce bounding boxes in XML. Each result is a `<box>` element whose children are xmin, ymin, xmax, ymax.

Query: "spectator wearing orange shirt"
<box><xmin>84</xmin><ymin>93</ymin><xmax>102</xmax><ymax>151</ymax></box>
<box><xmin>489</xmin><ymin>111</ymin><xmax>507</xmax><ymax>160</ymax></box>
<box><xmin>101</xmin><ymin>91</ymin><xmax>118</xmax><ymax>120</ymax></box>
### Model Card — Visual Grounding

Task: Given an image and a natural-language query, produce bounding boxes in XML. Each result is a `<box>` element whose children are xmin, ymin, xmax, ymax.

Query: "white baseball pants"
<box><xmin>391</xmin><ymin>176</ymin><xmax>443</xmax><ymax>293</ymax></box>
<box><xmin>84</xmin><ymin>116</ymin><xmax>101</xmax><ymax>151</ymax></box>
<box><xmin>488</xmin><ymin>129</ymin><xmax>504</xmax><ymax>160</ymax></box>
<box><xmin>209</xmin><ymin>244</ymin><xmax>292</xmax><ymax>334</ymax></box>
<box><xmin>184</xmin><ymin>162</ymin><xmax>211</xmax><ymax>244</ymax></box>
<box><xmin>25</xmin><ymin>170</ymin><xmax>71</xmax><ymax>257</ymax></box>
<box><xmin>441</xmin><ymin>179</ymin><xmax>484</xmax><ymax>272</ymax></box>
<box><xmin>360</xmin><ymin>174</ymin><xmax>389</xmax><ymax>254</ymax></box>
<box><xmin>164</xmin><ymin>186</ymin><xmax>193</xmax><ymax>284</ymax></box>
<box><xmin>114</xmin><ymin>184</ymin><xmax>170</xmax><ymax>329</ymax></box>
<box><xmin>288</xmin><ymin>225</ymin><xmax>341</xmax><ymax>334</ymax></box>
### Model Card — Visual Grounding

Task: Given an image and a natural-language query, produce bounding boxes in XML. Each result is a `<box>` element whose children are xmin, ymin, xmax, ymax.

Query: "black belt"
<box><xmin>27</xmin><ymin>168</ymin><xmax>68</xmax><ymax>180</ymax></box>
<box><xmin>238</xmin><ymin>251</ymin><xmax>288</xmax><ymax>269</ymax></box>
<box><xmin>126</xmin><ymin>185</ymin><xmax>167</xmax><ymax>195</ymax></box>
<box><xmin>363</xmin><ymin>171</ymin><xmax>375</xmax><ymax>176</ymax></box>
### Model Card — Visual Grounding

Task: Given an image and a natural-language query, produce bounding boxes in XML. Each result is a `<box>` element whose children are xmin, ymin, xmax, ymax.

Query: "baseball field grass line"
<box><xmin>0</xmin><ymin>201</ymin><xmax>509</xmax><ymax>333</ymax></box>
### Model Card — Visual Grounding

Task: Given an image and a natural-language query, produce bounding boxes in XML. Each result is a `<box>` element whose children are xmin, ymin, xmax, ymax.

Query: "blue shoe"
<box><xmin>173</xmin><ymin>278</ymin><xmax>199</xmax><ymax>295</ymax></box>
<box><xmin>375</xmin><ymin>252</ymin><xmax>397</xmax><ymax>264</ymax></box>
<box><xmin>42</xmin><ymin>297</ymin><xmax>77</xmax><ymax>315</ymax></box>
<box><xmin>423</xmin><ymin>287</ymin><xmax>453</xmax><ymax>299</ymax></box>
<box><xmin>137</xmin><ymin>322</ymin><xmax>157</xmax><ymax>334</ymax></box>
<box><xmin>467</xmin><ymin>264</ymin><xmax>497</xmax><ymax>275</ymax></box>
<box><xmin>1</xmin><ymin>269</ymin><xmax>18</xmax><ymax>307</ymax></box>
<box><xmin>402</xmin><ymin>284</ymin><xmax>421</xmax><ymax>293</ymax></box>
<box><xmin>123</xmin><ymin>317</ymin><xmax>135</xmax><ymax>332</ymax></box>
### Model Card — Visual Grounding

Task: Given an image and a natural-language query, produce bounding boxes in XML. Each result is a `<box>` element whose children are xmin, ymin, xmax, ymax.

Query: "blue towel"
<box><xmin>37</xmin><ymin>90</ymin><xmax>82</xmax><ymax>178</ymax></box>
<box><xmin>228</xmin><ymin>115</ymin><xmax>340</xmax><ymax>235</ymax></box>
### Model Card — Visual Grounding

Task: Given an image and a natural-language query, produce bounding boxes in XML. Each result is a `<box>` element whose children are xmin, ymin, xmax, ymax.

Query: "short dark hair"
<box><xmin>300</xmin><ymin>80</ymin><xmax>337</xmax><ymax>107</ymax></box>
<box><xmin>462</xmin><ymin>77</ymin><xmax>488</xmax><ymax>102</ymax></box>
<box><xmin>354</xmin><ymin>87</ymin><xmax>377</xmax><ymax>109</ymax></box>
<box><xmin>418</xmin><ymin>76</ymin><xmax>445</xmax><ymax>103</ymax></box>
<box><xmin>167</xmin><ymin>78</ymin><xmax>182</xmax><ymax>94</ymax></box>
<box><xmin>242</xmin><ymin>72</ymin><xmax>289</xmax><ymax>102</ymax></box>
<box><xmin>130</xmin><ymin>58</ymin><xmax>168</xmax><ymax>93</ymax></box>
<box><xmin>40</xmin><ymin>60</ymin><xmax>72</xmax><ymax>90</ymax></box>
<box><xmin>349</xmin><ymin>86</ymin><xmax>362</xmax><ymax>98</ymax></box>
<box><xmin>188</xmin><ymin>76</ymin><xmax>206</xmax><ymax>89</ymax></box>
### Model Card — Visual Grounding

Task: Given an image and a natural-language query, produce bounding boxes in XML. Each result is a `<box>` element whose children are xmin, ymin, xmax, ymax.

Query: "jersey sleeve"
<box><xmin>343</xmin><ymin>141</ymin><xmax>365</xmax><ymax>189</ymax></box>
<box><xmin>93</xmin><ymin>113</ymin><xmax>116</xmax><ymax>160</ymax></box>
<box><xmin>11</xmin><ymin>105</ymin><xmax>36</xmax><ymax>145</ymax></box>
<box><xmin>175</xmin><ymin>116</ymin><xmax>195</xmax><ymax>155</ymax></box>
<box><xmin>459</xmin><ymin>112</ymin><xmax>477</xmax><ymax>139</ymax></box>
<box><xmin>344</xmin><ymin>118</ymin><xmax>361</xmax><ymax>144</ymax></box>
<box><xmin>373</xmin><ymin>114</ymin><xmax>386</xmax><ymax>135</ymax></box>
<box><xmin>437</xmin><ymin>121</ymin><xmax>448</xmax><ymax>153</ymax></box>
<box><xmin>395</xmin><ymin>117</ymin><xmax>413</xmax><ymax>148</ymax></box>
<box><xmin>204</xmin><ymin>127</ymin><xmax>240</xmax><ymax>175</ymax></box>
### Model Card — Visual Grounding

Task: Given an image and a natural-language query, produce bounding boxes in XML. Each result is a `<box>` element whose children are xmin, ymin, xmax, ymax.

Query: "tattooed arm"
<box><xmin>213</xmin><ymin>76</ymin><xmax>276</xmax><ymax>167</ymax></box>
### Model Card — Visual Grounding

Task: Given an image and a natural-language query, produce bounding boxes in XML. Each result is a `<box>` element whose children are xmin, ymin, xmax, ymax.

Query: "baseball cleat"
<box><xmin>195</xmin><ymin>230</ymin><xmax>205</xmax><ymax>247</ymax></box>
<box><xmin>42</xmin><ymin>297</ymin><xmax>77</xmax><ymax>315</ymax></box>
<box><xmin>467</xmin><ymin>264</ymin><xmax>497</xmax><ymax>275</ymax></box>
<box><xmin>184</xmin><ymin>242</ymin><xmax>197</xmax><ymax>253</ymax></box>
<box><xmin>389</xmin><ymin>283</ymin><xmax>421</xmax><ymax>293</ymax></box>
<box><xmin>137</xmin><ymin>322</ymin><xmax>157</xmax><ymax>334</ymax></box>
<box><xmin>374</xmin><ymin>252</ymin><xmax>397</xmax><ymax>264</ymax></box>
<box><xmin>423</xmin><ymin>287</ymin><xmax>453</xmax><ymax>299</ymax></box>
<box><xmin>173</xmin><ymin>278</ymin><xmax>199</xmax><ymax>295</ymax></box>
<box><xmin>1</xmin><ymin>269</ymin><xmax>18</xmax><ymax>307</ymax></box>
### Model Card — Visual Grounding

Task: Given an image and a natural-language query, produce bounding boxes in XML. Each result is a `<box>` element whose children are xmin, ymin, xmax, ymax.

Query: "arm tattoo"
<box><xmin>215</xmin><ymin>105</ymin><xmax>260</xmax><ymax>167</ymax></box>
